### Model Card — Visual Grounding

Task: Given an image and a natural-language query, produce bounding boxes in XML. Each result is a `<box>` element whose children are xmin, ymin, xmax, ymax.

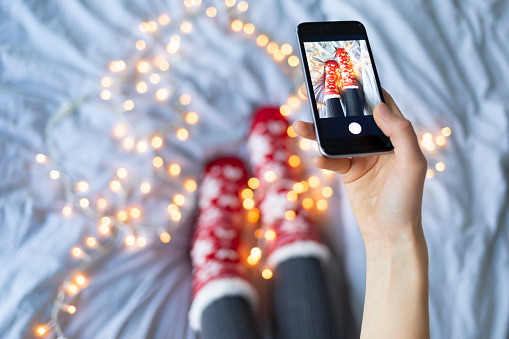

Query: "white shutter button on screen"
<box><xmin>348</xmin><ymin>122</ymin><xmax>362</xmax><ymax>135</ymax></box>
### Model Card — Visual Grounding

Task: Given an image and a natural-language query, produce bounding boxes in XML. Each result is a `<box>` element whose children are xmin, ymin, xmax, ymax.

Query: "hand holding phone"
<box><xmin>296</xmin><ymin>21</ymin><xmax>393</xmax><ymax>157</ymax></box>
<box><xmin>294</xmin><ymin>91</ymin><xmax>430</xmax><ymax>339</ymax></box>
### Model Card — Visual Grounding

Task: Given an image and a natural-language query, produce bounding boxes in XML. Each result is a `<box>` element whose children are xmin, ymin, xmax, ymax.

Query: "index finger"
<box><xmin>293</xmin><ymin>121</ymin><xmax>316</xmax><ymax>141</ymax></box>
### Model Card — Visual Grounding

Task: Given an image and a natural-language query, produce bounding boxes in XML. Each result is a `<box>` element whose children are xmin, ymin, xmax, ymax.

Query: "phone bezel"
<box><xmin>296</xmin><ymin>21</ymin><xmax>393</xmax><ymax>158</ymax></box>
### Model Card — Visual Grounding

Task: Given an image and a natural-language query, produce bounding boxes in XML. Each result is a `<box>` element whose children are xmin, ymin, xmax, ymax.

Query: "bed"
<box><xmin>1</xmin><ymin>0</ymin><xmax>508</xmax><ymax>338</ymax></box>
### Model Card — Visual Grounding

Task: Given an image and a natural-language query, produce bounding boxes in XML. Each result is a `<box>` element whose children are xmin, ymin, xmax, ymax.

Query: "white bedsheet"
<box><xmin>1</xmin><ymin>0</ymin><xmax>509</xmax><ymax>338</ymax></box>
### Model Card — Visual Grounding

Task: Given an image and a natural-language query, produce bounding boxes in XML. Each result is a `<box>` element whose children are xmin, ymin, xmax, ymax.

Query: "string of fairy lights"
<box><xmin>33</xmin><ymin>0</ymin><xmax>451</xmax><ymax>336</ymax></box>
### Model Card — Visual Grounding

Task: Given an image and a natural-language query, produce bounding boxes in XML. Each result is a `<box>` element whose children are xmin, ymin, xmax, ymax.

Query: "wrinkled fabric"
<box><xmin>1</xmin><ymin>0</ymin><xmax>508</xmax><ymax>338</ymax></box>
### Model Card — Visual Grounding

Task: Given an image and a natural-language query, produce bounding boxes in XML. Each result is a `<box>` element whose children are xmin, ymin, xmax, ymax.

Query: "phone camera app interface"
<box><xmin>304</xmin><ymin>38</ymin><xmax>382</xmax><ymax>138</ymax></box>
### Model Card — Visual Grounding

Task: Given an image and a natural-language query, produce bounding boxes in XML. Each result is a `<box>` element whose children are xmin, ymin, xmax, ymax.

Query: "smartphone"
<box><xmin>296</xmin><ymin>21</ymin><xmax>393</xmax><ymax>158</ymax></box>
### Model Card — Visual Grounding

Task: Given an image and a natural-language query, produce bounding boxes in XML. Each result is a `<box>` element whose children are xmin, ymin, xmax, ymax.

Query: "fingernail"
<box><xmin>377</xmin><ymin>103</ymin><xmax>392</xmax><ymax>119</ymax></box>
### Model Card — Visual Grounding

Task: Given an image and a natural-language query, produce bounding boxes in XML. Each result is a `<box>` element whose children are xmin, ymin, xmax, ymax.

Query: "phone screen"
<box><xmin>297</xmin><ymin>22</ymin><xmax>392</xmax><ymax>157</ymax></box>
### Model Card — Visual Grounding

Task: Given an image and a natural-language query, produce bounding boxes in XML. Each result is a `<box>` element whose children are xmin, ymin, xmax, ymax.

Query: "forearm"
<box><xmin>360</xmin><ymin>226</ymin><xmax>430</xmax><ymax>339</ymax></box>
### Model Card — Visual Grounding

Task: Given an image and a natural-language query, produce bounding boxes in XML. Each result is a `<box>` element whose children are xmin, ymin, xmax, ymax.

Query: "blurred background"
<box><xmin>1</xmin><ymin>0</ymin><xmax>508</xmax><ymax>338</ymax></box>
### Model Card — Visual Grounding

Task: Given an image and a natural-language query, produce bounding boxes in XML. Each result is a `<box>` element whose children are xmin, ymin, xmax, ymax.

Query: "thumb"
<box><xmin>373</xmin><ymin>102</ymin><xmax>424</xmax><ymax>165</ymax></box>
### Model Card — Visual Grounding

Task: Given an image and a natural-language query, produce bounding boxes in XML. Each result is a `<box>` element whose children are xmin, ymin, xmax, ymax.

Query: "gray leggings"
<box><xmin>201</xmin><ymin>257</ymin><xmax>335</xmax><ymax>339</ymax></box>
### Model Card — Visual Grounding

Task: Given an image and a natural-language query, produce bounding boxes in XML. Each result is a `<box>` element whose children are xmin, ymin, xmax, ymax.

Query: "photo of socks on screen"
<box><xmin>304</xmin><ymin>40</ymin><xmax>381</xmax><ymax>120</ymax></box>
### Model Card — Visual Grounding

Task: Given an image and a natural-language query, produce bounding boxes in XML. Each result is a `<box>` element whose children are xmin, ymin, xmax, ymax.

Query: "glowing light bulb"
<box><xmin>262</xmin><ymin>268</ymin><xmax>273</xmax><ymax>279</ymax></box>
<box><xmin>308</xmin><ymin>176</ymin><xmax>320</xmax><ymax>188</ymax></box>
<box><xmin>136</xmin><ymin>81</ymin><xmax>148</xmax><ymax>94</ymax></box>
<box><xmin>79</xmin><ymin>198</ymin><xmax>89</xmax><ymax>208</ymax></box>
<box><xmin>167</xmin><ymin>203</ymin><xmax>178</xmax><ymax>214</ymax></box>
<box><xmin>247</xmin><ymin>209</ymin><xmax>260</xmax><ymax>223</ymax></box>
<box><xmin>237</xmin><ymin>1</ymin><xmax>249</xmax><ymax>12</ymax></box>
<box><xmin>265</xmin><ymin>229</ymin><xmax>276</xmax><ymax>241</ymax></box>
<box><xmin>116</xmin><ymin>168</ymin><xmax>127</xmax><ymax>179</ymax></box>
<box><xmin>267</xmin><ymin>42</ymin><xmax>278</xmax><ymax>54</ymax></box>
<box><xmin>436</xmin><ymin>135</ymin><xmax>446</xmax><ymax>146</ymax></box>
<box><xmin>225</xmin><ymin>0</ymin><xmax>236</xmax><ymax>7</ymax></box>
<box><xmin>281</xmin><ymin>44</ymin><xmax>293</xmax><ymax>55</ymax></box>
<box><xmin>180</xmin><ymin>94</ymin><xmax>191</xmax><ymax>105</ymax></box>
<box><xmin>147</xmin><ymin>20</ymin><xmax>157</xmax><ymax>32</ymax></box>
<box><xmin>166</xmin><ymin>41</ymin><xmax>180</xmax><ymax>54</ymax></box>
<box><xmin>180</xmin><ymin>21</ymin><xmax>192</xmax><ymax>33</ymax></box>
<box><xmin>293</xmin><ymin>182</ymin><xmax>304</xmax><ymax>193</ymax></box>
<box><xmin>435</xmin><ymin>162</ymin><xmax>445</xmax><ymax>172</ymax></box>
<box><xmin>86</xmin><ymin>237</ymin><xmax>97</xmax><ymax>247</ymax></box>
<box><xmin>123</xmin><ymin>100</ymin><xmax>134</xmax><ymax>111</ymax></box>
<box><xmin>101</xmin><ymin>77</ymin><xmax>112</xmax><ymax>87</ymax></box>
<box><xmin>442</xmin><ymin>127</ymin><xmax>452</xmax><ymax>137</ymax></box>
<box><xmin>158</xmin><ymin>14</ymin><xmax>170</xmax><ymax>25</ymax></box>
<box><xmin>76</xmin><ymin>275</ymin><xmax>86</xmax><ymax>285</ymax></box>
<box><xmin>423</xmin><ymin>133</ymin><xmax>433</xmax><ymax>142</ymax></box>
<box><xmin>264</xmin><ymin>170</ymin><xmax>276</xmax><ymax>182</ymax></box>
<box><xmin>36</xmin><ymin>153</ymin><xmax>46</xmax><ymax>163</ymax></box>
<box><xmin>312</xmin><ymin>141</ymin><xmax>319</xmax><ymax>151</ymax></box>
<box><xmin>287</xmin><ymin>191</ymin><xmax>298</xmax><ymax>202</ymax></box>
<box><xmin>130</xmin><ymin>207</ymin><xmax>141</xmax><ymax>218</ymax></box>
<box><xmin>135</xmin><ymin>40</ymin><xmax>146</xmax><ymax>50</ymax></box>
<box><xmin>322</xmin><ymin>186</ymin><xmax>333</xmax><ymax>198</ymax></box>
<box><xmin>140</xmin><ymin>182</ymin><xmax>151</xmax><ymax>194</ymax></box>
<box><xmin>288</xmin><ymin>55</ymin><xmax>300</xmax><ymax>67</ymax></box>
<box><xmin>257</xmin><ymin>35</ymin><xmax>269</xmax><ymax>47</ymax></box>
<box><xmin>280</xmin><ymin>104</ymin><xmax>291</xmax><ymax>116</ymax></box>
<box><xmin>72</xmin><ymin>247</ymin><xmax>82</xmax><ymax>257</ymax></box>
<box><xmin>288</xmin><ymin>155</ymin><xmax>300</xmax><ymax>167</ymax></box>
<box><xmin>206</xmin><ymin>7</ymin><xmax>217</xmax><ymax>17</ymax></box>
<box><xmin>302</xmin><ymin>198</ymin><xmax>314</xmax><ymax>210</ymax></box>
<box><xmin>99</xmin><ymin>224</ymin><xmax>109</xmax><ymax>235</ymax></box>
<box><xmin>169</xmin><ymin>163</ymin><xmax>181</xmax><ymax>176</ymax></box>
<box><xmin>285</xmin><ymin>210</ymin><xmax>296</xmax><ymax>220</ymax></box>
<box><xmin>243</xmin><ymin>198</ymin><xmax>255</xmax><ymax>209</ymax></box>
<box><xmin>137</xmin><ymin>141</ymin><xmax>148</xmax><ymax>153</ymax></box>
<box><xmin>231</xmin><ymin>20</ymin><xmax>243</xmax><ymax>32</ymax></box>
<box><xmin>151</xmin><ymin>136</ymin><xmax>163</xmax><ymax>149</ymax></box>
<box><xmin>114</xmin><ymin>124</ymin><xmax>126</xmax><ymax>138</ymax></box>
<box><xmin>125</xmin><ymin>235</ymin><xmax>136</xmax><ymax>246</ymax></box>
<box><xmin>426</xmin><ymin>169</ymin><xmax>435</xmax><ymax>179</ymax></box>
<box><xmin>254</xmin><ymin>228</ymin><xmax>264</xmax><ymax>239</ymax></box>
<box><xmin>170</xmin><ymin>210</ymin><xmax>181</xmax><ymax>221</ymax></box>
<box><xmin>153</xmin><ymin>156</ymin><xmax>164</xmax><ymax>168</ymax></box>
<box><xmin>49</xmin><ymin>170</ymin><xmax>60</xmax><ymax>179</ymax></box>
<box><xmin>299</xmin><ymin>139</ymin><xmax>312</xmax><ymax>151</ymax></box>
<box><xmin>62</xmin><ymin>205</ymin><xmax>73</xmax><ymax>216</ymax></box>
<box><xmin>139</xmin><ymin>22</ymin><xmax>148</xmax><ymax>32</ymax></box>
<box><xmin>36</xmin><ymin>326</ymin><xmax>47</xmax><ymax>336</ymax></box>
<box><xmin>137</xmin><ymin>61</ymin><xmax>150</xmax><ymax>73</ymax></box>
<box><xmin>67</xmin><ymin>305</ymin><xmax>76</xmax><ymax>314</ymax></box>
<box><xmin>247</xmin><ymin>255</ymin><xmax>259</xmax><ymax>265</ymax></box>
<box><xmin>242</xmin><ymin>188</ymin><xmax>254</xmax><ymax>199</ymax></box>
<box><xmin>117</xmin><ymin>210</ymin><xmax>128</xmax><ymax>222</ymax></box>
<box><xmin>185</xmin><ymin>112</ymin><xmax>199</xmax><ymax>124</ymax></box>
<box><xmin>184</xmin><ymin>179</ymin><xmax>197</xmax><ymax>192</ymax></box>
<box><xmin>316</xmin><ymin>199</ymin><xmax>328</xmax><ymax>211</ymax></box>
<box><xmin>100</xmin><ymin>90</ymin><xmax>111</xmax><ymax>100</ymax></box>
<box><xmin>287</xmin><ymin>126</ymin><xmax>297</xmax><ymax>138</ymax></box>
<box><xmin>173</xmin><ymin>194</ymin><xmax>186</xmax><ymax>206</ymax></box>
<box><xmin>100</xmin><ymin>216</ymin><xmax>111</xmax><ymax>226</ymax></box>
<box><xmin>160</xmin><ymin>232</ymin><xmax>171</xmax><ymax>243</ymax></box>
<box><xmin>156</xmin><ymin>88</ymin><xmax>168</xmax><ymax>101</ymax></box>
<box><xmin>137</xmin><ymin>237</ymin><xmax>147</xmax><ymax>247</ymax></box>
<box><xmin>243</xmin><ymin>23</ymin><xmax>255</xmax><ymax>34</ymax></box>
<box><xmin>177</xmin><ymin>128</ymin><xmax>189</xmax><ymax>140</ymax></box>
<box><xmin>158</xmin><ymin>60</ymin><xmax>170</xmax><ymax>71</ymax></box>
<box><xmin>250</xmin><ymin>247</ymin><xmax>262</xmax><ymax>258</ymax></box>
<box><xmin>110</xmin><ymin>180</ymin><xmax>121</xmax><ymax>192</ymax></box>
<box><xmin>287</xmin><ymin>96</ymin><xmax>300</xmax><ymax>109</ymax></box>
<box><xmin>149</xmin><ymin>73</ymin><xmax>160</xmax><ymax>84</ymax></box>
<box><xmin>76</xmin><ymin>181</ymin><xmax>88</xmax><ymax>192</ymax></box>
<box><xmin>248</xmin><ymin>177</ymin><xmax>260</xmax><ymax>189</ymax></box>
<box><xmin>67</xmin><ymin>284</ymin><xmax>78</xmax><ymax>294</ymax></box>
<box><xmin>274</xmin><ymin>49</ymin><xmax>285</xmax><ymax>61</ymax></box>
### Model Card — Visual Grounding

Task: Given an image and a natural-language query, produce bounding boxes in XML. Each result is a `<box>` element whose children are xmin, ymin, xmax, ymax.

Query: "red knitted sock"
<box><xmin>188</xmin><ymin>157</ymin><xmax>257</xmax><ymax>331</ymax></box>
<box><xmin>247</xmin><ymin>107</ymin><xmax>329</xmax><ymax>268</ymax></box>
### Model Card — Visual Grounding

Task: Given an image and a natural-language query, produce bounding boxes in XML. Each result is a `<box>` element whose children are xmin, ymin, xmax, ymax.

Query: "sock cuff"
<box><xmin>188</xmin><ymin>277</ymin><xmax>258</xmax><ymax>332</ymax></box>
<box><xmin>266</xmin><ymin>240</ymin><xmax>330</xmax><ymax>269</ymax></box>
